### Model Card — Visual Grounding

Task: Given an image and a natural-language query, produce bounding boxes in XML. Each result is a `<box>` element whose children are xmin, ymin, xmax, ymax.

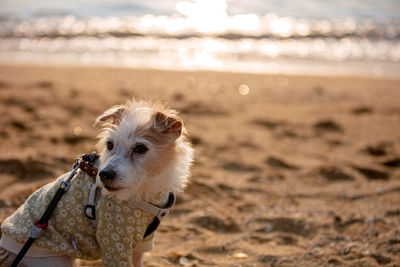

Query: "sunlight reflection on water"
<box><xmin>0</xmin><ymin>0</ymin><xmax>399</xmax><ymax>76</ymax></box>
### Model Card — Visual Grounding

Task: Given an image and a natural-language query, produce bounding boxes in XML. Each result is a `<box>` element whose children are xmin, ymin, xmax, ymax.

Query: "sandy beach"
<box><xmin>0</xmin><ymin>64</ymin><xmax>399</xmax><ymax>266</ymax></box>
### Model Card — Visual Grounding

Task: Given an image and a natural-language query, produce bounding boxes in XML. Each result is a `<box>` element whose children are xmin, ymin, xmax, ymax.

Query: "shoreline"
<box><xmin>0</xmin><ymin>62</ymin><xmax>399</xmax><ymax>80</ymax></box>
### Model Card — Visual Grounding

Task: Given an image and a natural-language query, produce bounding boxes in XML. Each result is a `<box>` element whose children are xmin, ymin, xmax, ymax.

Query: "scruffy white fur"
<box><xmin>0</xmin><ymin>99</ymin><xmax>193</xmax><ymax>267</ymax></box>
<box><xmin>95</xmin><ymin>99</ymin><xmax>193</xmax><ymax>202</ymax></box>
<box><xmin>95</xmin><ymin>99</ymin><xmax>193</xmax><ymax>266</ymax></box>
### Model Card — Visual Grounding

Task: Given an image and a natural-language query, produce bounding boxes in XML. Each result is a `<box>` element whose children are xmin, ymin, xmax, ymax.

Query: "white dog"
<box><xmin>0</xmin><ymin>99</ymin><xmax>193</xmax><ymax>267</ymax></box>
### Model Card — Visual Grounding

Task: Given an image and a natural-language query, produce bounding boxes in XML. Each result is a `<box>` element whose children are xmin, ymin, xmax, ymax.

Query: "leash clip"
<box><xmin>85</xmin><ymin>205</ymin><xmax>96</xmax><ymax>220</ymax></box>
<box><xmin>60</xmin><ymin>159</ymin><xmax>81</xmax><ymax>191</ymax></box>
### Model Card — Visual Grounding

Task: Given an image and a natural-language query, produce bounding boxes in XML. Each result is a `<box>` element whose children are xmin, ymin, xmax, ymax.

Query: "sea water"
<box><xmin>0</xmin><ymin>0</ymin><xmax>399</xmax><ymax>77</ymax></box>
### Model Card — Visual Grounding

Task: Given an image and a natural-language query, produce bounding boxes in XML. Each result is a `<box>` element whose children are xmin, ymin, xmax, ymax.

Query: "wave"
<box><xmin>1</xmin><ymin>35</ymin><xmax>399</xmax><ymax>62</ymax></box>
<box><xmin>0</xmin><ymin>13</ymin><xmax>399</xmax><ymax>75</ymax></box>
<box><xmin>1</xmin><ymin>14</ymin><xmax>399</xmax><ymax>41</ymax></box>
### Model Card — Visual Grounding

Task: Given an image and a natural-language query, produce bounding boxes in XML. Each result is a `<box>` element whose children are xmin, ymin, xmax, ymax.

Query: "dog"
<box><xmin>0</xmin><ymin>99</ymin><xmax>194</xmax><ymax>267</ymax></box>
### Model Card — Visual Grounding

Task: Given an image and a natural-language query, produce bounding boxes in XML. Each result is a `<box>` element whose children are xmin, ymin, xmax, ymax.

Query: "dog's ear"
<box><xmin>94</xmin><ymin>105</ymin><xmax>126</xmax><ymax>126</ymax></box>
<box><xmin>154</xmin><ymin>111</ymin><xmax>182</xmax><ymax>139</ymax></box>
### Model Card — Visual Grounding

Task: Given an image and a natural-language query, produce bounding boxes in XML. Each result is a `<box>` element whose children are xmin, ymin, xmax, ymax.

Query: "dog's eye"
<box><xmin>133</xmin><ymin>144</ymin><xmax>148</xmax><ymax>154</ymax></box>
<box><xmin>107</xmin><ymin>141</ymin><xmax>114</xmax><ymax>151</ymax></box>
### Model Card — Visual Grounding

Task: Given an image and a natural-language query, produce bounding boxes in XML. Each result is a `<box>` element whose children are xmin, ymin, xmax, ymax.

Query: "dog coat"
<box><xmin>1</xmin><ymin>169</ymin><xmax>169</xmax><ymax>267</ymax></box>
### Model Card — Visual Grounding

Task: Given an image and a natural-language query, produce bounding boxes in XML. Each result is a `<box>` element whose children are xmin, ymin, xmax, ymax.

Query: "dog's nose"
<box><xmin>99</xmin><ymin>169</ymin><xmax>116</xmax><ymax>181</ymax></box>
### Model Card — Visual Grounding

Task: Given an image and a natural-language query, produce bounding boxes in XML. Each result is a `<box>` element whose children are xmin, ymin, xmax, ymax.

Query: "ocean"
<box><xmin>1</xmin><ymin>0</ymin><xmax>399</xmax><ymax>77</ymax></box>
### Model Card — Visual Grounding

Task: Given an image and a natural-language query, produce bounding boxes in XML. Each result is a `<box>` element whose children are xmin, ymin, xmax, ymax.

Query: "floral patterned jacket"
<box><xmin>1</xmin><ymin>170</ymin><xmax>168</xmax><ymax>267</ymax></box>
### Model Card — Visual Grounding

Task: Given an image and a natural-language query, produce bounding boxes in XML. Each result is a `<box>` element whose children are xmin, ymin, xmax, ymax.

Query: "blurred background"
<box><xmin>1</xmin><ymin>0</ymin><xmax>399</xmax><ymax>76</ymax></box>
<box><xmin>0</xmin><ymin>1</ymin><xmax>400</xmax><ymax>266</ymax></box>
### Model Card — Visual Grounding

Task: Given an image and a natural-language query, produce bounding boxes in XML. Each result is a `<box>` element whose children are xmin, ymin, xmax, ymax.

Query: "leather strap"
<box><xmin>132</xmin><ymin>192</ymin><xmax>176</xmax><ymax>238</ymax></box>
<box><xmin>79</xmin><ymin>152</ymin><xmax>99</xmax><ymax>177</ymax></box>
<box><xmin>85</xmin><ymin>184</ymin><xmax>100</xmax><ymax>220</ymax></box>
<box><xmin>129</xmin><ymin>192</ymin><xmax>176</xmax><ymax>220</ymax></box>
<box><xmin>79</xmin><ymin>161</ymin><xmax>98</xmax><ymax>177</ymax></box>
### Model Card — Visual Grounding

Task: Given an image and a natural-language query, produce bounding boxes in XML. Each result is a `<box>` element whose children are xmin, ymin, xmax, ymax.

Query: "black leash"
<box><xmin>10</xmin><ymin>151</ymin><xmax>172</xmax><ymax>265</ymax></box>
<box><xmin>11</xmin><ymin>153</ymin><xmax>98</xmax><ymax>267</ymax></box>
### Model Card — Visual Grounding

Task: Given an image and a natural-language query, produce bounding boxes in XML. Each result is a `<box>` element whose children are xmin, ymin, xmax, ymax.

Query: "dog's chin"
<box><xmin>103</xmin><ymin>183</ymin><xmax>124</xmax><ymax>192</ymax></box>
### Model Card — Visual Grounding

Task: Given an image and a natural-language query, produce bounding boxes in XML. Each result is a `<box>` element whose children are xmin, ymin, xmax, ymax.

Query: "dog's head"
<box><xmin>94</xmin><ymin>99</ymin><xmax>193</xmax><ymax>201</ymax></box>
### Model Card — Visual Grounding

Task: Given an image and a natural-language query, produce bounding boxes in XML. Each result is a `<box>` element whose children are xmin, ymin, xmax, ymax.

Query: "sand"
<box><xmin>0</xmin><ymin>64</ymin><xmax>399</xmax><ymax>266</ymax></box>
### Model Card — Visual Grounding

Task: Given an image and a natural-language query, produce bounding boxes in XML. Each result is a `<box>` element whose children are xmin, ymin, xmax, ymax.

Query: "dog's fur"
<box><xmin>96</xmin><ymin>99</ymin><xmax>193</xmax><ymax>266</ymax></box>
<box><xmin>95</xmin><ymin>99</ymin><xmax>193</xmax><ymax>202</ymax></box>
<box><xmin>2</xmin><ymin>99</ymin><xmax>193</xmax><ymax>267</ymax></box>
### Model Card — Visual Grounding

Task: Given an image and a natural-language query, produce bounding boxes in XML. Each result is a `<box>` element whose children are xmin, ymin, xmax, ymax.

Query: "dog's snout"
<box><xmin>99</xmin><ymin>169</ymin><xmax>116</xmax><ymax>181</ymax></box>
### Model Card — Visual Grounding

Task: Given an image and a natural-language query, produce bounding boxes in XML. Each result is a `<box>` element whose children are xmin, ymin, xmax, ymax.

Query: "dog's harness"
<box><xmin>84</xmin><ymin>182</ymin><xmax>175</xmax><ymax>238</ymax></box>
<box><xmin>11</xmin><ymin>152</ymin><xmax>175</xmax><ymax>266</ymax></box>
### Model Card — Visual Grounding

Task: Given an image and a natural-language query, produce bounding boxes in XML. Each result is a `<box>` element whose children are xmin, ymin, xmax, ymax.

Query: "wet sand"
<box><xmin>0</xmin><ymin>65</ymin><xmax>399</xmax><ymax>266</ymax></box>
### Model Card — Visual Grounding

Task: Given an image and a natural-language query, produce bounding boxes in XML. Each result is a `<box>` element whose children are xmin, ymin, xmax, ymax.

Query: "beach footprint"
<box><xmin>363</xmin><ymin>142</ymin><xmax>391</xmax><ymax>157</ymax></box>
<box><xmin>381</xmin><ymin>157</ymin><xmax>400</xmax><ymax>168</ymax></box>
<box><xmin>0</xmin><ymin>158</ymin><xmax>56</xmax><ymax>180</ymax></box>
<box><xmin>350</xmin><ymin>165</ymin><xmax>390</xmax><ymax>180</ymax></box>
<box><xmin>180</xmin><ymin>101</ymin><xmax>228</xmax><ymax>116</ymax></box>
<box><xmin>315</xmin><ymin>166</ymin><xmax>355</xmax><ymax>182</ymax></box>
<box><xmin>190</xmin><ymin>215</ymin><xmax>242</xmax><ymax>233</ymax></box>
<box><xmin>221</xmin><ymin>161</ymin><xmax>261</xmax><ymax>172</ymax></box>
<box><xmin>313</xmin><ymin>119</ymin><xmax>343</xmax><ymax>133</ymax></box>
<box><xmin>351</xmin><ymin>106</ymin><xmax>373</xmax><ymax>115</ymax></box>
<box><xmin>35</xmin><ymin>80</ymin><xmax>54</xmax><ymax>89</ymax></box>
<box><xmin>252</xmin><ymin>118</ymin><xmax>287</xmax><ymax>130</ymax></box>
<box><xmin>265</xmin><ymin>156</ymin><xmax>299</xmax><ymax>170</ymax></box>
<box><xmin>252</xmin><ymin>217</ymin><xmax>316</xmax><ymax>238</ymax></box>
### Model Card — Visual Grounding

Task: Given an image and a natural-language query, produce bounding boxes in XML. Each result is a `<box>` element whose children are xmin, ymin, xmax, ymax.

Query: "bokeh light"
<box><xmin>238</xmin><ymin>84</ymin><xmax>250</xmax><ymax>95</ymax></box>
